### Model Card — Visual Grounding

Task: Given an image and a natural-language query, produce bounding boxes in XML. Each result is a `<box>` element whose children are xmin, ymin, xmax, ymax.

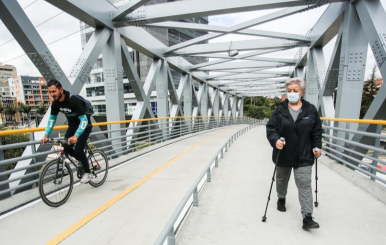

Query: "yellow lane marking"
<box><xmin>46</xmin><ymin>129</ymin><xmax>232</xmax><ymax>245</ymax></box>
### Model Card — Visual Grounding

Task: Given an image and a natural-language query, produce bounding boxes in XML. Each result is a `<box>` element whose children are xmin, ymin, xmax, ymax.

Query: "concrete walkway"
<box><xmin>177</xmin><ymin>126</ymin><xmax>386</xmax><ymax>245</ymax></box>
<box><xmin>0</xmin><ymin>125</ymin><xmax>247</xmax><ymax>245</ymax></box>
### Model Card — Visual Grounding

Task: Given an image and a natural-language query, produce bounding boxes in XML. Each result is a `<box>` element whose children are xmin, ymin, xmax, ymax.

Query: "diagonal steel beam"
<box><xmin>195</xmin><ymin>60</ymin><xmax>291</xmax><ymax>71</ymax></box>
<box><xmin>147</xmin><ymin>21</ymin><xmax>311</xmax><ymax>42</ymax></box>
<box><xmin>189</xmin><ymin>51</ymin><xmax>296</xmax><ymax>70</ymax></box>
<box><xmin>167</xmin><ymin>38</ymin><xmax>309</xmax><ymax>57</ymax></box>
<box><xmin>45</xmin><ymin>0</ymin><xmax>115</xmax><ymax>29</ymax></box>
<box><xmin>210</xmin><ymin>73</ymin><xmax>289</xmax><ymax>80</ymax></box>
<box><xmin>291</xmin><ymin>2</ymin><xmax>349</xmax><ymax>74</ymax></box>
<box><xmin>120</xmin><ymin>38</ymin><xmax>146</xmax><ymax>101</ymax></box>
<box><xmin>118</xmin><ymin>0</ymin><xmax>341</xmax><ymax>25</ymax></box>
<box><xmin>163</xmin><ymin>6</ymin><xmax>315</xmax><ymax>54</ymax></box>
<box><xmin>112</xmin><ymin>0</ymin><xmax>152</xmax><ymax>21</ymax></box>
<box><xmin>0</xmin><ymin>0</ymin><xmax>70</xmax><ymax>87</ymax></box>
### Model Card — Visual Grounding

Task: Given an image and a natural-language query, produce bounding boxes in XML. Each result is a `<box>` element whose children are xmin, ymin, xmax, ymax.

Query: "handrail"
<box><xmin>0</xmin><ymin>116</ymin><xmax>244</xmax><ymax>136</ymax></box>
<box><xmin>321</xmin><ymin>117</ymin><xmax>386</xmax><ymax>125</ymax></box>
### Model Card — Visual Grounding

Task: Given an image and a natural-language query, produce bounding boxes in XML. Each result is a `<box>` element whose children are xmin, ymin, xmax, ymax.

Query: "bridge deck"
<box><xmin>177</xmin><ymin>126</ymin><xmax>386</xmax><ymax>245</ymax></box>
<box><xmin>0</xmin><ymin>125</ymin><xmax>246</xmax><ymax>245</ymax></box>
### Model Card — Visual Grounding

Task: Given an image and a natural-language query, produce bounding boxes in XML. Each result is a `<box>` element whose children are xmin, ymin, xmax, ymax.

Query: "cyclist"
<box><xmin>41</xmin><ymin>80</ymin><xmax>93</xmax><ymax>184</ymax></box>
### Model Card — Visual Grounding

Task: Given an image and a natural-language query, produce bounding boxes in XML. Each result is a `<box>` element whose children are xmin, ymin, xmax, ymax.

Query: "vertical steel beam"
<box><xmin>183</xmin><ymin>75</ymin><xmax>193</xmax><ymax>132</ymax></box>
<box><xmin>156</xmin><ymin>60</ymin><xmax>169</xmax><ymax>140</ymax></box>
<box><xmin>348</xmin><ymin>0</ymin><xmax>386</xmax><ymax>157</ymax></box>
<box><xmin>212</xmin><ymin>88</ymin><xmax>220</xmax><ymax>126</ymax></box>
<box><xmin>103</xmin><ymin>31</ymin><xmax>125</xmax><ymax>155</ymax></box>
<box><xmin>305</xmin><ymin>50</ymin><xmax>319</xmax><ymax>106</ymax></box>
<box><xmin>335</xmin><ymin>4</ymin><xmax>368</xmax><ymax>138</ymax></box>
<box><xmin>223</xmin><ymin>93</ymin><xmax>230</xmax><ymax>124</ymax></box>
<box><xmin>199</xmin><ymin>83</ymin><xmax>208</xmax><ymax>128</ymax></box>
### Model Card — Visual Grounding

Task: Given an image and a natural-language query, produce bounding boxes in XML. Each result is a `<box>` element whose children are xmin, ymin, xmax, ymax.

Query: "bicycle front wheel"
<box><xmin>89</xmin><ymin>149</ymin><xmax>109</xmax><ymax>187</ymax></box>
<box><xmin>39</xmin><ymin>159</ymin><xmax>73</xmax><ymax>207</ymax></box>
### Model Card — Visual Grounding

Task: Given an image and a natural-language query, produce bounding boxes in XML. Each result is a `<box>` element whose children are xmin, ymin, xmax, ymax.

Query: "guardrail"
<box><xmin>0</xmin><ymin>116</ymin><xmax>258</xmax><ymax>200</ymax></box>
<box><xmin>320</xmin><ymin>117</ymin><xmax>386</xmax><ymax>185</ymax></box>
<box><xmin>153</xmin><ymin>123</ymin><xmax>261</xmax><ymax>245</ymax></box>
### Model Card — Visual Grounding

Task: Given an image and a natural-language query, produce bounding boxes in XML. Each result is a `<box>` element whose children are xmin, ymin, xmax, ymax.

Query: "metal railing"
<box><xmin>321</xmin><ymin>117</ymin><xmax>386</xmax><ymax>185</ymax></box>
<box><xmin>0</xmin><ymin>116</ymin><xmax>258</xmax><ymax>200</ymax></box>
<box><xmin>153</xmin><ymin>123</ymin><xmax>262</xmax><ymax>245</ymax></box>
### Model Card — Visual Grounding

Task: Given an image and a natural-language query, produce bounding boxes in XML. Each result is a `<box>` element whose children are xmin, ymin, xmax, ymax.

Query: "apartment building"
<box><xmin>9</xmin><ymin>76</ymin><xmax>52</xmax><ymax>113</ymax></box>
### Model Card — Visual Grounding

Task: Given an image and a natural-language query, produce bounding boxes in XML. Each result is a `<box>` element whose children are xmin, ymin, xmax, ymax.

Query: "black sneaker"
<box><xmin>277</xmin><ymin>198</ymin><xmax>286</xmax><ymax>212</ymax></box>
<box><xmin>302</xmin><ymin>214</ymin><xmax>320</xmax><ymax>230</ymax></box>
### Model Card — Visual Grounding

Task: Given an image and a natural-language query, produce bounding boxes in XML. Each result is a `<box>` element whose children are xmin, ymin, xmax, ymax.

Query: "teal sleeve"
<box><xmin>45</xmin><ymin>115</ymin><xmax>57</xmax><ymax>136</ymax></box>
<box><xmin>75</xmin><ymin>115</ymin><xmax>88</xmax><ymax>137</ymax></box>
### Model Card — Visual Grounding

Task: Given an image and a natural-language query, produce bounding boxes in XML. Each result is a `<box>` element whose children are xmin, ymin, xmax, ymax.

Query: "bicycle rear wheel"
<box><xmin>39</xmin><ymin>159</ymin><xmax>73</xmax><ymax>207</ymax></box>
<box><xmin>88</xmin><ymin>149</ymin><xmax>109</xmax><ymax>187</ymax></box>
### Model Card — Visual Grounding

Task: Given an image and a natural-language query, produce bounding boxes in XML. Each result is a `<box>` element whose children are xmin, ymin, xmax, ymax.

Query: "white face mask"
<box><xmin>287</xmin><ymin>92</ymin><xmax>300</xmax><ymax>103</ymax></box>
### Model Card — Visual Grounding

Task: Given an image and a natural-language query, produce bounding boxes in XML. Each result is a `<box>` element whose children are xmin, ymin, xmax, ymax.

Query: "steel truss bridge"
<box><xmin>1</xmin><ymin>1</ymin><xmax>386</xmax><ymax>244</ymax></box>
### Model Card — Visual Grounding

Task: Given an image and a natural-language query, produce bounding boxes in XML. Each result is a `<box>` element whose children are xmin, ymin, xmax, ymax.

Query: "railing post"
<box><xmin>207</xmin><ymin>169</ymin><xmax>211</xmax><ymax>182</ymax></box>
<box><xmin>221</xmin><ymin>148</ymin><xmax>224</xmax><ymax>159</ymax></box>
<box><xmin>148</xmin><ymin>123</ymin><xmax>151</xmax><ymax>147</ymax></box>
<box><xmin>0</xmin><ymin>138</ymin><xmax>11</xmax><ymax>200</ymax></box>
<box><xmin>193</xmin><ymin>187</ymin><xmax>198</xmax><ymax>206</ymax></box>
<box><xmin>371</xmin><ymin>124</ymin><xmax>383</xmax><ymax>181</ymax></box>
<box><xmin>167</xmin><ymin>227</ymin><xmax>176</xmax><ymax>245</ymax></box>
<box><xmin>215</xmin><ymin>157</ymin><xmax>219</xmax><ymax>167</ymax></box>
<box><xmin>342</xmin><ymin>122</ymin><xmax>351</xmax><ymax>166</ymax></box>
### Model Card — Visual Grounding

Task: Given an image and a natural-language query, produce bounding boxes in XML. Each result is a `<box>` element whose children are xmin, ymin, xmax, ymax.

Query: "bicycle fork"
<box><xmin>54</xmin><ymin>159</ymin><xmax>65</xmax><ymax>185</ymax></box>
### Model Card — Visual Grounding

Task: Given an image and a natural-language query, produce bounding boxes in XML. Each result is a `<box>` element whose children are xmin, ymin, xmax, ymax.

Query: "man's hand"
<box><xmin>313</xmin><ymin>148</ymin><xmax>321</xmax><ymax>158</ymax></box>
<box><xmin>68</xmin><ymin>136</ymin><xmax>78</xmax><ymax>145</ymax></box>
<box><xmin>275</xmin><ymin>138</ymin><xmax>286</xmax><ymax>150</ymax></box>
<box><xmin>41</xmin><ymin>135</ymin><xmax>49</xmax><ymax>145</ymax></box>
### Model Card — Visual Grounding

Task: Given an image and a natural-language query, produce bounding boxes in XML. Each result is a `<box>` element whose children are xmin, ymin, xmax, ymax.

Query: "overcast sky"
<box><xmin>0</xmin><ymin>0</ymin><xmax>385</xmax><ymax>80</ymax></box>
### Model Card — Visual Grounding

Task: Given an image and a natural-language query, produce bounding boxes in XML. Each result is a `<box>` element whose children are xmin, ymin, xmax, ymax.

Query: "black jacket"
<box><xmin>266</xmin><ymin>99</ymin><xmax>323</xmax><ymax>168</ymax></box>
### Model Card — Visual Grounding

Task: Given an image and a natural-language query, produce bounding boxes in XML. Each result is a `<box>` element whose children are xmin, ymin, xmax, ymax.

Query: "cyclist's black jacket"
<box><xmin>266</xmin><ymin>99</ymin><xmax>323</xmax><ymax>168</ymax></box>
<box><xmin>51</xmin><ymin>90</ymin><xmax>91</xmax><ymax>127</ymax></box>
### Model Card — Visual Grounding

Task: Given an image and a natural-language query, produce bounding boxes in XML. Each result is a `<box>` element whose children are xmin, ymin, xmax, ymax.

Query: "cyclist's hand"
<box><xmin>41</xmin><ymin>135</ymin><xmax>49</xmax><ymax>145</ymax></box>
<box><xmin>68</xmin><ymin>136</ymin><xmax>78</xmax><ymax>145</ymax></box>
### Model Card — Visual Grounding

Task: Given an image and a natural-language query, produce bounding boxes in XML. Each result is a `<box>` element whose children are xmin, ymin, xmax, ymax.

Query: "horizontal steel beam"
<box><xmin>118</xmin><ymin>0</ymin><xmax>344</xmax><ymax>25</ymax></box>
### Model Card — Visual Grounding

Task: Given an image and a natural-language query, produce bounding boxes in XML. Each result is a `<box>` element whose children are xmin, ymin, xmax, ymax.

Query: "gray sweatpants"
<box><xmin>276</xmin><ymin>166</ymin><xmax>313</xmax><ymax>218</ymax></box>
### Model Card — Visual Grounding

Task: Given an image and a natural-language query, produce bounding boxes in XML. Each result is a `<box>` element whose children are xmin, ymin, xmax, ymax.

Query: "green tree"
<box><xmin>244</xmin><ymin>96</ymin><xmax>282</xmax><ymax>120</ymax></box>
<box><xmin>360</xmin><ymin>66</ymin><xmax>380</xmax><ymax>119</ymax></box>
<box><xmin>19</xmin><ymin>103</ymin><xmax>32</xmax><ymax>127</ymax></box>
<box><xmin>5</xmin><ymin>104</ymin><xmax>17</xmax><ymax>125</ymax></box>
<box><xmin>37</xmin><ymin>104</ymin><xmax>48</xmax><ymax>116</ymax></box>
<box><xmin>0</xmin><ymin>102</ymin><xmax>4</xmax><ymax>125</ymax></box>
<box><xmin>247</xmin><ymin>106</ymin><xmax>266</xmax><ymax>119</ymax></box>
<box><xmin>0</xmin><ymin>125</ymin><xmax>30</xmax><ymax>170</ymax></box>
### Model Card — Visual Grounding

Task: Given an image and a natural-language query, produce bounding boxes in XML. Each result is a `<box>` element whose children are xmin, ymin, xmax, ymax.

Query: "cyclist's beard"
<box><xmin>55</xmin><ymin>92</ymin><xmax>63</xmax><ymax>101</ymax></box>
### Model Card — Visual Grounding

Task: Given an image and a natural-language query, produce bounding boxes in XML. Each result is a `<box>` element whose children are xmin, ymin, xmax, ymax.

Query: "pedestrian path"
<box><xmin>177</xmin><ymin>126</ymin><xmax>386</xmax><ymax>245</ymax></box>
<box><xmin>0</xmin><ymin>125</ymin><xmax>246</xmax><ymax>245</ymax></box>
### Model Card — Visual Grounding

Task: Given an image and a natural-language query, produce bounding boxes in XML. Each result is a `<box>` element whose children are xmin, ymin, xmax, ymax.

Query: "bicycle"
<box><xmin>39</xmin><ymin>139</ymin><xmax>109</xmax><ymax>207</ymax></box>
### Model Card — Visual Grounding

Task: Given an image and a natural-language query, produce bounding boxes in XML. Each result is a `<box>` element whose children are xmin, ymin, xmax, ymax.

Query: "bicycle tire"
<box><xmin>88</xmin><ymin>149</ymin><xmax>109</xmax><ymax>187</ymax></box>
<box><xmin>39</xmin><ymin>159</ymin><xmax>73</xmax><ymax>207</ymax></box>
